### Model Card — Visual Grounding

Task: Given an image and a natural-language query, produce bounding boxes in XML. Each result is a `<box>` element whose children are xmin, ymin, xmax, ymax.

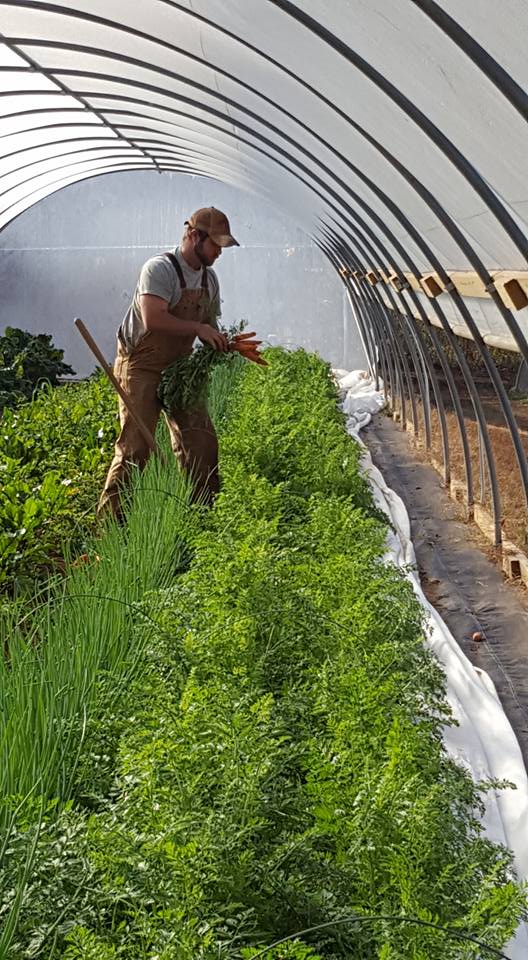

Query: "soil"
<box><xmin>400</xmin><ymin>371</ymin><xmax>528</xmax><ymax>550</ymax></box>
<box><xmin>363</xmin><ymin>413</ymin><xmax>528</xmax><ymax>768</ymax></box>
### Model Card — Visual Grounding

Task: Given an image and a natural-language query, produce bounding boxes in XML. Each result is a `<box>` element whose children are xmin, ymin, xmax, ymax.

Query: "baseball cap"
<box><xmin>186</xmin><ymin>206</ymin><xmax>239</xmax><ymax>247</ymax></box>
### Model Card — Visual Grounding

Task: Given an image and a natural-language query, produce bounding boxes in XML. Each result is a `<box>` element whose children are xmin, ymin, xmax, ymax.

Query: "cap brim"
<box><xmin>211</xmin><ymin>233</ymin><xmax>239</xmax><ymax>248</ymax></box>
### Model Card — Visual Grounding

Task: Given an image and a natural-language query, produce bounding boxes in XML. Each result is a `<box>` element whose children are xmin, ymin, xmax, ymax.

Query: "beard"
<box><xmin>195</xmin><ymin>240</ymin><xmax>215</xmax><ymax>267</ymax></box>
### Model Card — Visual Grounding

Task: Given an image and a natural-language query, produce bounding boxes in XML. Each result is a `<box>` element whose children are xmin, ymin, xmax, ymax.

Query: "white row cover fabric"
<box><xmin>0</xmin><ymin>0</ymin><xmax>527</xmax><ymax>272</ymax></box>
<box><xmin>338</xmin><ymin>368</ymin><xmax>528</xmax><ymax>959</ymax></box>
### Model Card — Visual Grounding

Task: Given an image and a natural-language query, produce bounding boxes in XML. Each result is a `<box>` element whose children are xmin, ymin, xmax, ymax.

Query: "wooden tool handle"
<box><xmin>74</xmin><ymin>317</ymin><xmax>162</xmax><ymax>459</ymax></box>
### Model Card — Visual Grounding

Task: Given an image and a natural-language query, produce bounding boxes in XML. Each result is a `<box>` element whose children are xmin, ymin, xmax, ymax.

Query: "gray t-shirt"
<box><xmin>119</xmin><ymin>247</ymin><xmax>221</xmax><ymax>349</ymax></box>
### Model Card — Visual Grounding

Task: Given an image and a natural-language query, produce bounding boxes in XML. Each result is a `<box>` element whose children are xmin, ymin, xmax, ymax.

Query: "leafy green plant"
<box><xmin>0</xmin><ymin>327</ymin><xmax>75</xmax><ymax>409</ymax></box>
<box><xmin>0</xmin><ymin>373</ymin><xmax>118</xmax><ymax>590</ymax></box>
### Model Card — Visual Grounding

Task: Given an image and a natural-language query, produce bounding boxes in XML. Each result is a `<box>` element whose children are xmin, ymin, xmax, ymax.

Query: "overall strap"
<box><xmin>164</xmin><ymin>252</ymin><xmax>210</xmax><ymax>298</ymax></box>
<box><xmin>164</xmin><ymin>251</ymin><xmax>186</xmax><ymax>288</ymax></box>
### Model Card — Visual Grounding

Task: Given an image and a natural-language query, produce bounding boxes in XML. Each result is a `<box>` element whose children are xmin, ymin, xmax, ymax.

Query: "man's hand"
<box><xmin>198</xmin><ymin>325</ymin><xmax>229</xmax><ymax>351</ymax></box>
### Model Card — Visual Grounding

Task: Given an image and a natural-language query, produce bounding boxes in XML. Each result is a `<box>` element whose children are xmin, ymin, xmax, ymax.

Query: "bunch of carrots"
<box><xmin>229</xmin><ymin>331</ymin><xmax>268</xmax><ymax>366</ymax></box>
<box><xmin>158</xmin><ymin>326</ymin><xmax>268</xmax><ymax>415</ymax></box>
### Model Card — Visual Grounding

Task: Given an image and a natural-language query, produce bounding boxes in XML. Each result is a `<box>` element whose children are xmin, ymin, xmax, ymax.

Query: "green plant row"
<box><xmin>0</xmin><ymin>327</ymin><xmax>75</xmax><ymax>411</ymax></box>
<box><xmin>2</xmin><ymin>349</ymin><xmax>523</xmax><ymax>959</ymax></box>
<box><xmin>0</xmin><ymin>373</ymin><xmax>118</xmax><ymax>591</ymax></box>
<box><xmin>0</xmin><ymin>435</ymin><xmax>210</xmax><ymax>958</ymax></box>
<box><xmin>0</xmin><ymin>357</ymin><xmax>246</xmax><ymax>957</ymax></box>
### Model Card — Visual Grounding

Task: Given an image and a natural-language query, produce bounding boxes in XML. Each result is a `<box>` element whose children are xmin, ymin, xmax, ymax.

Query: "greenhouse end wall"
<box><xmin>0</xmin><ymin>172</ymin><xmax>365</xmax><ymax>377</ymax></box>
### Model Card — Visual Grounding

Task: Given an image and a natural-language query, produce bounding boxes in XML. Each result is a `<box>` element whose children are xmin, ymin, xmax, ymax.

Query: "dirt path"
<box><xmin>406</xmin><ymin>376</ymin><xmax>528</xmax><ymax>548</ymax></box>
<box><xmin>364</xmin><ymin>412</ymin><xmax>528</xmax><ymax>770</ymax></box>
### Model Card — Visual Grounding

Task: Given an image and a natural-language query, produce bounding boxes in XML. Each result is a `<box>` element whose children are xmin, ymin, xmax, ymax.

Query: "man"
<box><xmin>98</xmin><ymin>206</ymin><xmax>238</xmax><ymax>518</ymax></box>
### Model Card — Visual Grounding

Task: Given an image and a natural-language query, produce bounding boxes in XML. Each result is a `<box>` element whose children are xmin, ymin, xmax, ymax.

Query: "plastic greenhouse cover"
<box><xmin>0</xmin><ymin>2</ymin><xmax>525</xmax><ymax>243</ymax></box>
<box><xmin>1</xmin><ymin>0</ymin><xmax>528</xmax><ymax>341</ymax></box>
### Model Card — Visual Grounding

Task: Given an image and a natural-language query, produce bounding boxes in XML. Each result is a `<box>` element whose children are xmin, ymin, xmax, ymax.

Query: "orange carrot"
<box><xmin>228</xmin><ymin>334</ymin><xmax>268</xmax><ymax>366</ymax></box>
<box><xmin>242</xmin><ymin>350</ymin><xmax>268</xmax><ymax>366</ymax></box>
<box><xmin>234</xmin><ymin>341</ymin><xmax>262</xmax><ymax>352</ymax></box>
<box><xmin>233</xmin><ymin>331</ymin><xmax>257</xmax><ymax>341</ymax></box>
<box><xmin>230</xmin><ymin>343</ymin><xmax>262</xmax><ymax>357</ymax></box>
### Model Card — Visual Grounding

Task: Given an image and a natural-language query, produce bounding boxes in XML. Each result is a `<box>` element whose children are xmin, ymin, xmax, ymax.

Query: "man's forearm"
<box><xmin>144</xmin><ymin>312</ymin><xmax>200</xmax><ymax>337</ymax></box>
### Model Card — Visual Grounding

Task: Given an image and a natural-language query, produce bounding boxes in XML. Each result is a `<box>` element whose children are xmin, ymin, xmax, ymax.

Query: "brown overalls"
<box><xmin>98</xmin><ymin>255</ymin><xmax>219</xmax><ymax>518</ymax></box>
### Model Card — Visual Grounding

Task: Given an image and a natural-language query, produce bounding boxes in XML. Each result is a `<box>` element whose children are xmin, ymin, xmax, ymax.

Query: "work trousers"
<box><xmin>98</xmin><ymin>350</ymin><xmax>219</xmax><ymax>518</ymax></box>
